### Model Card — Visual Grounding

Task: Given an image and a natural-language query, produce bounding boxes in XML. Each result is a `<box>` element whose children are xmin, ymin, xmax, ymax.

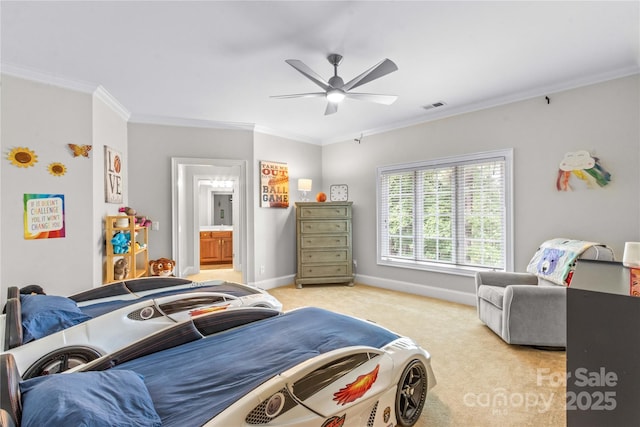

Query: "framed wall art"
<box><xmin>24</xmin><ymin>193</ymin><xmax>66</xmax><ymax>239</ymax></box>
<box><xmin>105</xmin><ymin>145</ymin><xmax>123</xmax><ymax>203</ymax></box>
<box><xmin>260</xmin><ymin>160</ymin><xmax>289</xmax><ymax>208</ymax></box>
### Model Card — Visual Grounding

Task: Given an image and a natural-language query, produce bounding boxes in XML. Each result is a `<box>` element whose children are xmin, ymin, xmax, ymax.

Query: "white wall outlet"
<box><xmin>353</xmin><ymin>259</ymin><xmax>357</xmax><ymax>269</ymax></box>
<box><xmin>260</xmin><ymin>265</ymin><xmax>265</xmax><ymax>274</ymax></box>
<box><xmin>151</xmin><ymin>221</ymin><xmax>159</xmax><ymax>231</ymax></box>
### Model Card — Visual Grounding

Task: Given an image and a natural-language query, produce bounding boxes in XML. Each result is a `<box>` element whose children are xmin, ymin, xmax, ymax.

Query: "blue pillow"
<box><xmin>20</xmin><ymin>370</ymin><xmax>162</xmax><ymax>427</ymax></box>
<box><xmin>20</xmin><ymin>294</ymin><xmax>92</xmax><ymax>343</ymax></box>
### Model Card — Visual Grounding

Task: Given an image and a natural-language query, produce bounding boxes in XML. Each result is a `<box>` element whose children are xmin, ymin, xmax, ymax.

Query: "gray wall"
<box><xmin>1</xmin><ymin>73</ymin><xmax>638</xmax><ymax>306</ymax></box>
<box><xmin>322</xmin><ymin>75</ymin><xmax>640</xmax><ymax>304</ymax></box>
<box><xmin>92</xmin><ymin>93</ymin><xmax>129</xmax><ymax>284</ymax></box>
<box><xmin>127</xmin><ymin>125</ymin><xmax>322</xmax><ymax>287</ymax></box>
<box><xmin>0</xmin><ymin>75</ymin><xmax>127</xmax><ymax>297</ymax></box>
<box><xmin>127</xmin><ymin>122</ymin><xmax>254</xmax><ymax>266</ymax></box>
<box><xmin>253</xmin><ymin>132</ymin><xmax>322</xmax><ymax>286</ymax></box>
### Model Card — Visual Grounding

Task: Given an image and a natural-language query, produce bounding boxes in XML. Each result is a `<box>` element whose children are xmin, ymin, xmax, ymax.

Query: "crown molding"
<box><xmin>130</xmin><ymin>115</ymin><xmax>320</xmax><ymax>145</ymax></box>
<box><xmin>93</xmin><ymin>86</ymin><xmax>131</xmax><ymax>121</ymax></box>
<box><xmin>4</xmin><ymin>62</ymin><xmax>637</xmax><ymax>146</ymax></box>
<box><xmin>321</xmin><ymin>65</ymin><xmax>640</xmax><ymax>145</ymax></box>
<box><xmin>1</xmin><ymin>62</ymin><xmax>131</xmax><ymax>121</ymax></box>
<box><xmin>253</xmin><ymin>124</ymin><xmax>319</xmax><ymax>145</ymax></box>
<box><xmin>128</xmin><ymin>114</ymin><xmax>255</xmax><ymax>132</ymax></box>
<box><xmin>1</xmin><ymin>62</ymin><xmax>98</xmax><ymax>94</ymax></box>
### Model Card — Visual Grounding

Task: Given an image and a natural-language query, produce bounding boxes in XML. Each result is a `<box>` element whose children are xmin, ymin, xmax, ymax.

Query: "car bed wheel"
<box><xmin>23</xmin><ymin>347</ymin><xmax>101</xmax><ymax>379</ymax></box>
<box><xmin>395</xmin><ymin>359</ymin><xmax>428</xmax><ymax>427</ymax></box>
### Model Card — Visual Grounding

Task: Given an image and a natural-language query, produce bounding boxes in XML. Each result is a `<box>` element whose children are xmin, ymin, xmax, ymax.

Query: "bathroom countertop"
<box><xmin>200</xmin><ymin>225</ymin><xmax>233</xmax><ymax>231</ymax></box>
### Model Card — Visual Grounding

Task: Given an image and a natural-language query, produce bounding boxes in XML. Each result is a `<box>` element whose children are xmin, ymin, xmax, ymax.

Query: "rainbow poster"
<box><xmin>23</xmin><ymin>194</ymin><xmax>66</xmax><ymax>239</ymax></box>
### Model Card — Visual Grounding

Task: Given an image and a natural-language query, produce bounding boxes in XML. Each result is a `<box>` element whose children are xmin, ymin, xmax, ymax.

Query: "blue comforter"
<box><xmin>114</xmin><ymin>307</ymin><xmax>399</xmax><ymax>426</ymax></box>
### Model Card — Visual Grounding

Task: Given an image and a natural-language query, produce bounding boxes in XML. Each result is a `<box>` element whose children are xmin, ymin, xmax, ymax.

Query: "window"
<box><xmin>377</xmin><ymin>149</ymin><xmax>513</xmax><ymax>275</ymax></box>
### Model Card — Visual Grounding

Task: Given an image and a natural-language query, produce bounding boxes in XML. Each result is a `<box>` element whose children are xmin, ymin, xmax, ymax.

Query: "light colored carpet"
<box><xmin>187</xmin><ymin>268</ymin><xmax>241</xmax><ymax>283</ymax></box>
<box><xmin>268</xmin><ymin>283</ymin><xmax>566</xmax><ymax>427</ymax></box>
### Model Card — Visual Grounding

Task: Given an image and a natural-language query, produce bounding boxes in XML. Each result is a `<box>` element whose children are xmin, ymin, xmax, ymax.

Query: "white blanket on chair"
<box><xmin>526</xmin><ymin>238</ymin><xmax>605</xmax><ymax>286</ymax></box>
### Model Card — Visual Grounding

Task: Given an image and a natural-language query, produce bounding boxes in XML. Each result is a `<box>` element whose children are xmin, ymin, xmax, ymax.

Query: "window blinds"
<box><xmin>379</xmin><ymin>154</ymin><xmax>507</xmax><ymax>270</ymax></box>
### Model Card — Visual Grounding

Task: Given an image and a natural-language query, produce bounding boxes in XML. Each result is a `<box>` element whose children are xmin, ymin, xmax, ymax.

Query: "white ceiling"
<box><xmin>2</xmin><ymin>1</ymin><xmax>639</xmax><ymax>145</ymax></box>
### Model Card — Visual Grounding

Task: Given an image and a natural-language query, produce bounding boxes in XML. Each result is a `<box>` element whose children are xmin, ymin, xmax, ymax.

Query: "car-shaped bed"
<box><xmin>1</xmin><ymin>277</ymin><xmax>282</xmax><ymax>378</ymax></box>
<box><xmin>1</xmin><ymin>306</ymin><xmax>436</xmax><ymax>427</ymax></box>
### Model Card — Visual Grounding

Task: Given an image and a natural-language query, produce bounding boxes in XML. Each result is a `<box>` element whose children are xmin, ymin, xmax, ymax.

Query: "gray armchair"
<box><xmin>475</xmin><ymin>245</ymin><xmax>614</xmax><ymax>348</ymax></box>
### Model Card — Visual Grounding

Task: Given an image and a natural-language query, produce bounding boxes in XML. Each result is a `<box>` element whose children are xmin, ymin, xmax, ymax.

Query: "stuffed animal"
<box><xmin>119</xmin><ymin>206</ymin><xmax>136</xmax><ymax>216</ymax></box>
<box><xmin>114</xmin><ymin>258</ymin><xmax>129</xmax><ymax>280</ymax></box>
<box><xmin>135</xmin><ymin>215</ymin><xmax>152</xmax><ymax>227</ymax></box>
<box><xmin>111</xmin><ymin>232</ymin><xmax>130</xmax><ymax>254</ymax></box>
<box><xmin>149</xmin><ymin>258</ymin><xmax>175</xmax><ymax>277</ymax></box>
<box><xmin>119</xmin><ymin>206</ymin><xmax>152</xmax><ymax>228</ymax></box>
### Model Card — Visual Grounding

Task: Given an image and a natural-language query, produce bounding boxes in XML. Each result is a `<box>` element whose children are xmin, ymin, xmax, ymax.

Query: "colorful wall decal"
<box><xmin>556</xmin><ymin>150</ymin><xmax>611</xmax><ymax>191</ymax></box>
<box><xmin>7</xmin><ymin>147</ymin><xmax>38</xmax><ymax>168</ymax></box>
<box><xmin>68</xmin><ymin>144</ymin><xmax>92</xmax><ymax>158</ymax></box>
<box><xmin>24</xmin><ymin>194</ymin><xmax>66</xmax><ymax>239</ymax></box>
<box><xmin>48</xmin><ymin>162</ymin><xmax>67</xmax><ymax>177</ymax></box>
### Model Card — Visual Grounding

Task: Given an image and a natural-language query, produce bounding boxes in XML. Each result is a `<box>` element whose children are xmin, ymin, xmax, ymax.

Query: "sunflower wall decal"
<box><xmin>8</xmin><ymin>147</ymin><xmax>38</xmax><ymax>168</ymax></box>
<box><xmin>48</xmin><ymin>162</ymin><xmax>67</xmax><ymax>177</ymax></box>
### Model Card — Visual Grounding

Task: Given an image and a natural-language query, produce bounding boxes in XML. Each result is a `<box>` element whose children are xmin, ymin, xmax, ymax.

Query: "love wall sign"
<box><xmin>105</xmin><ymin>146</ymin><xmax>123</xmax><ymax>203</ymax></box>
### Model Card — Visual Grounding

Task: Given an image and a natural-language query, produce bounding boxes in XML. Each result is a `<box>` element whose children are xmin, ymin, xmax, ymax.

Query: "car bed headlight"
<box><xmin>245</xmin><ymin>388</ymin><xmax>298</xmax><ymax>424</ymax></box>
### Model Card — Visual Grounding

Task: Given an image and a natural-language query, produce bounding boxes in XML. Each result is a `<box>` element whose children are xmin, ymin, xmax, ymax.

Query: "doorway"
<box><xmin>171</xmin><ymin>158</ymin><xmax>247</xmax><ymax>283</ymax></box>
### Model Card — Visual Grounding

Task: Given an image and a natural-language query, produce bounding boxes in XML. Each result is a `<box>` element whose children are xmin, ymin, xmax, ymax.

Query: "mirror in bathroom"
<box><xmin>212</xmin><ymin>193</ymin><xmax>233</xmax><ymax>226</ymax></box>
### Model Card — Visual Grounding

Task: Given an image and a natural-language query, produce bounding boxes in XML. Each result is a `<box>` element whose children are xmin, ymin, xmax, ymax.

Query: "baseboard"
<box><xmin>355</xmin><ymin>274</ymin><xmax>476</xmax><ymax>306</ymax></box>
<box><xmin>249</xmin><ymin>274</ymin><xmax>296</xmax><ymax>290</ymax></box>
<box><xmin>251</xmin><ymin>272</ymin><xmax>476</xmax><ymax>306</ymax></box>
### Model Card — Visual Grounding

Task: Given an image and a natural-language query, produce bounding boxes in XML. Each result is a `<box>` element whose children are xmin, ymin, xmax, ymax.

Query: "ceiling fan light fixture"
<box><xmin>326</xmin><ymin>89</ymin><xmax>346</xmax><ymax>103</ymax></box>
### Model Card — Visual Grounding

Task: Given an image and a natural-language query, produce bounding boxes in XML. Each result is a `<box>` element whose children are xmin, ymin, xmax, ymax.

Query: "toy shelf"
<box><xmin>104</xmin><ymin>215</ymin><xmax>149</xmax><ymax>284</ymax></box>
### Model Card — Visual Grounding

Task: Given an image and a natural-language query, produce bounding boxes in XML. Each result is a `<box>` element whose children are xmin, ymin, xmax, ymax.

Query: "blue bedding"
<box><xmin>20</xmin><ymin>295</ymin><xmax>92</xmax><ymax>343</ymax></box>
<box><xmin>80</xmin><ymin>283</ymin><xmax>254</xmax><ymax>318</ymax></box>
<box><xmin>114</xmin><ymin>307</ymin><xmax>399</xmax><ymax>426</ymax></box>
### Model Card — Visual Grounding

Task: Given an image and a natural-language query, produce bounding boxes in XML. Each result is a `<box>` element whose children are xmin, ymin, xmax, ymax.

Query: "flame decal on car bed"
<box><xmin>321</xmin><ymin>414</ymin><xmax>346</xmax><ymax>427</ymax></box>
<box><xmin>333</xmin><ymin>364</ymin><xmax>380</xmax><ymax>405</ymax></box>
<box><xmin>189</xmin><ymin>304</ymin><xmax>229</xmax><ymax>317</ymax></box>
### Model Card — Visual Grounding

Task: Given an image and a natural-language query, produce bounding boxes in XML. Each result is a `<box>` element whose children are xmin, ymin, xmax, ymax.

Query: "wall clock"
<box><xmin>330</xmin><ymin>184</ymin><xmax>349</xmax><ymax>201</ymax></box>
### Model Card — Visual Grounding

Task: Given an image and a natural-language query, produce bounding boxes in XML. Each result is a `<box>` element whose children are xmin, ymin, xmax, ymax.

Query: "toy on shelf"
<box><xmin>104</xmin><ymin>215</ymin><xmax>149</xmax><ymax>284</ymax></box>
<box><xmin>111</xmin><ymin>232</ymin><xmax>130</xmax><ymax>254</ymax></box>
<box><xmin>119</xmin><ymin>206</ymin><xmax>152</xmax><ymax>227</ymax></box>
<box><xmin>113</xmin><ymin>258</ymin><xmax>130</xmax><ymax>280</ymax></box>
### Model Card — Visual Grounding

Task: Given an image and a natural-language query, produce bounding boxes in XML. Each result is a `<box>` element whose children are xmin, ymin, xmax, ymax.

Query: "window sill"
<box><xmin>377</xmin><ymin>258</ymin><xmax>504</xmax><ymax>277</ymax></box>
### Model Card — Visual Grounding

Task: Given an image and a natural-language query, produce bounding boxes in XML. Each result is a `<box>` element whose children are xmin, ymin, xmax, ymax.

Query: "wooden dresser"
<box><xmin>295</xmin><ymin>202</ymin><xmax>354</xmax><ymax>288</ymax></box>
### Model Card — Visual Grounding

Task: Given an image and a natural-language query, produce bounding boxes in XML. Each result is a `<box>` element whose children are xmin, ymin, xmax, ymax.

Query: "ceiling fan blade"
<box><xmin>324</xmin><ymin>102</ymin><xmax>338</xmax><ymax>115</ymax></box>
<box><xmin>344</xmin><ymin>93</ymin><xmax>398</xmax><ymax>105</ymax></box>
<box><xmin>285</xmin><ymin>59</ymin><xmax>331</xmax><ymax>91</ymax></box>
<box><xmin>271</xmin><ymin>92</ymin><xmax>326</xmax><ymax>99</ymax></box>
<box><xmin>342</xmin><ymin>58</ymin><xmax>398</xmax><ymax>92</ymax></box>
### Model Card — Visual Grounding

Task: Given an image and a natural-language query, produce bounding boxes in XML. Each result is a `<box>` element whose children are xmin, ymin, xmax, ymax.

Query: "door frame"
<box><xmin>171</xmin><ymin>157</ymin><xmax>247</xmax><ymax>280</ymax></box>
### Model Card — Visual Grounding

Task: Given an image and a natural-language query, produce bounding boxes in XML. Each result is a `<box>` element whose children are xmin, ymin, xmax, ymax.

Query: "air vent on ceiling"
<box><xmin>422</xmin><ymin>101</ymin><xmax>447</xmax><ymax>111</ymax></box>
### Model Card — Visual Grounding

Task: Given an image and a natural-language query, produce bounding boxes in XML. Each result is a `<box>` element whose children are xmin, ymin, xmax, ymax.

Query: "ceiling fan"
<box><xmin>271</xmin><ymin>54</ymin><xmax>398</xmax><ymax>115</ymax></box>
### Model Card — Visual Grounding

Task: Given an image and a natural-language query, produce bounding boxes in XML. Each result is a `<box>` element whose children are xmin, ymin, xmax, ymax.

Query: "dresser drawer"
<box><xmin>301</xmin><ymin>249</ymin><xmax>348</xmax><ymax>263</ymax></box>
<box><xmin>298</xmin><ymin>205</ymin><xmax>350</xmax><ymax>219</ymax></box>
<box><xmin>295</xmin><ymin>202</ymin><xmax>353</xmax><ymax>288</ymax></box>
<box><xmin>300</xmin><ymin>220</ymin><xmax>349</xmax><ymax>234</ymax></box>
<box><xmin>301</xmin><ymin>235</ymin><xmax>348</xmax><ymax>248</ymax></box>
<box><xmin>200</xmin><ymin>231</ymin><xmax>212</xmax><ymax>238</ymax></box>
<box><xmin>299</xmin><ymin>264</ymin><xmax>348</xmax><ymax>278</ymax></box>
